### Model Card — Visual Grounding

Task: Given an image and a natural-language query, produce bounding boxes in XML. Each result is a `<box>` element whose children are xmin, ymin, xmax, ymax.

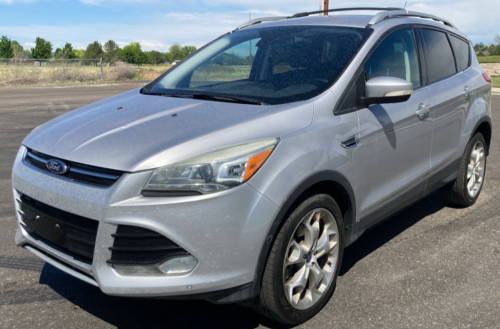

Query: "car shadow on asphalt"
<box><xmin>39</xmin><ymin>265</ymin><xmax>292</xmax><ymax>329</ymax></box>
<box><xmin>339</xmin><ymin>190</ymin><xmax>446</xmax><ymax>276</ymax></box>
<box><xmin>39</xmin><ymin>268</ymin><xmax>290</xmax><ymax>329</ymax></box>
<box><xmin>37</xmin><ymin>191</ymin><xmax>447</xmax><ymax>329</ymax></box>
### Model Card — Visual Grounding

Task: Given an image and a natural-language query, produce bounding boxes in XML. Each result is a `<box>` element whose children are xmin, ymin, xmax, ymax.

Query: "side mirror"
<box><xmin>362</xmin><ymin>76</ymin><xmax>413</xmax><ymax>106</ymax></box>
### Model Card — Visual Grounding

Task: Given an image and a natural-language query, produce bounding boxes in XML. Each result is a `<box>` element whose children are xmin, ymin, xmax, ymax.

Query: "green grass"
<box><xmin>492</xmin><ymin>75</ymin><xmax>500</xmax><ymax>88</ymax></box>
<box><xmin>0</xmin><ymin>63</ymin><xmax>161</xmax><ymax>85</ymax></box>
<box><xmin>191</xmin><ymin>66</ymin><xmax>251</xmax><ymax>81</ymax></box>
<box><xmin>477</xmin><ymin>56</ymin><xmax>500</xmax><ymax>63</ymax></box>
<box><xmin>130</xmin><ymin>64</ymin><xmax>172</xmax><ymax>71</ymax></box>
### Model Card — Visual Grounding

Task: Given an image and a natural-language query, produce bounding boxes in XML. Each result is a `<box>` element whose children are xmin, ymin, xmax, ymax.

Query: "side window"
<box><xmin>450</xmin><ymin>35</ymin><xmax>470</xmax><ymax>71</ymax></box>
<box><xmin>364</xmin><ymin>28</ymin><xmax>421</xmax><ymax>88</ymax></box>
<box><xmin>420</xmin><ymin>29</ymin><xmax>457</xmax><ymax>84</ymax></box>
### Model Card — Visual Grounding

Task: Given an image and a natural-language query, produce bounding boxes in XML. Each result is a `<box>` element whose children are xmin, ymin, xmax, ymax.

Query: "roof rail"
<box><xmin>236</xmin><ymin>16</ymin><xmax>290</xmax><ymax>30</ymax></box>
<box><xmin>292</xmin><ymin>7</ymin><xmax>405</xmax><ymax>18</ymax></box>
<box><xmin>367</xmin><ymin>10</ymin><xmax>456</xmax><ymax>28</ymax></box>
<box><xmin>235</xmin><ymin>8</ymin><xmax>404</xmax><ymax>30</ymax></box>
<box><xmin>234</xmin><ymin>7</ymin><xmax>456</xmax><ymax>31</ymax></box>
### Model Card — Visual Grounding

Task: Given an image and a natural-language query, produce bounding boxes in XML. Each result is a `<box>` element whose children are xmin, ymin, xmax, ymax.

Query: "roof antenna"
<box><xmin>404</xmin><ymin>1</ymin><xmax>407</xmax><ymax>9</ymax></box>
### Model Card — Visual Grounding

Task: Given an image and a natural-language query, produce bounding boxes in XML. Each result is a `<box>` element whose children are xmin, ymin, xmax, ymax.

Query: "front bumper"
<box><xmin>12</xmin><ymin>146</ymin><xmax>278</xmax><ymax>300</ymax></box>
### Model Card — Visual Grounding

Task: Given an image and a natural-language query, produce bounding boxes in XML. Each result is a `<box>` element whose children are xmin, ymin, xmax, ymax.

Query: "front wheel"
<box><xmin>253</xmin><ymin>193</ymin><xmax>344</xmax><ymax>325</ymax></box>
<box><xmin>441</xmin><ymin>133</ymin><xmax>487</xmax><ymax>207</ymax></box>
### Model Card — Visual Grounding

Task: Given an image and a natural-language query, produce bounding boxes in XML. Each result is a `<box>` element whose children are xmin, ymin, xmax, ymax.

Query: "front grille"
<box><xmin>24</xmin><ymin>148</ymin><xmax>125</xmax><ymax>187</ymax></box>
<box><xmin>107</xmin><ymin>225</ymin><xmax>189</xmax><ymax>265</ymax></box>
<box><xmin>17</xmin><ymin>194</ymin><xmax>98</xmax><ymax>263</ymax></box>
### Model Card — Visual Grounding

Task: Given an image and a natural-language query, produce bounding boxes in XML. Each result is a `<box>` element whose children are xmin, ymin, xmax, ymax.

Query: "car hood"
<box><xmin>22</xmin><ymin>88</ymin><xmax>314</xmax><ymax>172</ymax></box>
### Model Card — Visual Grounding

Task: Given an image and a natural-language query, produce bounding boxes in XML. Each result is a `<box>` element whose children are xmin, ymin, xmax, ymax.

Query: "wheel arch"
<box><xmin>253</xmin><ymin>171</ymin><xmax>356</xmax><ymax>282</ymax></box>
<box><xmin>472</xmin><ymin>117</ymin><xmax>492</xmax><ymax>155</ymax></box>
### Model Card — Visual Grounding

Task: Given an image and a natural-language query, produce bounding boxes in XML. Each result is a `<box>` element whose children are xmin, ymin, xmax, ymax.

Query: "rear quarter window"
<box><xmin>420</xmin><ymin>29</ymin><xmax>457</xmax><ymax>84</ymax></box>
<box><xmin>450</xmin><ymin>35</ymin><xmax>470</xmax><ymax>71</ymax></box>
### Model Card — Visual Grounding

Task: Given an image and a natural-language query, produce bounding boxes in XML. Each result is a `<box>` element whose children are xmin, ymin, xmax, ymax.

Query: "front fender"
<box><xmin>248</xmin><ymin>106</ymin><xmax>359</xmax><ymax>282</ymax></box>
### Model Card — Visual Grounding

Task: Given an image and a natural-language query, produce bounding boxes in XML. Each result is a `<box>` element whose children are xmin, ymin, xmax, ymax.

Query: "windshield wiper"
<box><xmin>193</xmin><ymin>94</ymin><xmax>267</xmax><ymax>105</ymax></box>
<box><xmin>143</xmin><ymin>91</ymin><xmax>266</xmax><ymax>105</ymax></box>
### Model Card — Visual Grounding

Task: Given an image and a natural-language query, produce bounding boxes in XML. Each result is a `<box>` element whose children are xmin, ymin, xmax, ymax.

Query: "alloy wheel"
<box><xmin>467</xmin><ymin>141</ymin><xmax>485</xmax><ymax>198</ymax></box>
<box><xmin>282</xmin><ymin>208</ymin><xmax>339</xmax><ymax>310</ymax></box>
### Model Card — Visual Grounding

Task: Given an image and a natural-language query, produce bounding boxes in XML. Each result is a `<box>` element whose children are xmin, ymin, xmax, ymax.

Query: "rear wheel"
<box><xmin>253</xmin><ymin>193</ymin><xmax>344</xmax><ymax>325</ymax></box>
<box><xmin>441</xmin><ymin>133</ymin><xmax>487</xmax><ymax>207</ymax></box>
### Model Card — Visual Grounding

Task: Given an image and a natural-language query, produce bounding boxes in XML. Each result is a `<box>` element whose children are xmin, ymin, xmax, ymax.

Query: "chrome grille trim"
<box><xmin>68</xmin><ymin>167</ymin><xmax>120</xmax><ymax>180</ymax></box>
<box><xmin>23</xmin><ymin>148</ymin><xmax>125</xmax><ymax>187</ymax></box>
<box><xmin>26</xmin><ymin>151</ymin><xmax>48</xmax><ymax>164</ymax></box>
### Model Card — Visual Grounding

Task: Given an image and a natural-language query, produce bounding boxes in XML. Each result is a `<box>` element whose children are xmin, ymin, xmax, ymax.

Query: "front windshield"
<box><xmin>146</xmin><ymin>25</ymin><xmax>372</xmax><ymax>105</ymax></box>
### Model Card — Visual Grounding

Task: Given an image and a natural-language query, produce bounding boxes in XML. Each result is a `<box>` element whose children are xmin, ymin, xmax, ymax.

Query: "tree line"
<box><xmin>474</xmin><ymin>35</ymin><xmax>500</xmax><ymax>56</ymax></box>
<box><xmin>0</xmin><ymin>35</ymin><xmax>197</xmax><ymax>65</ymax></box>
<box><xmin>4</xmin><ymin>34</ymin><xmax>496</xmax><ymax>64</ymax></box>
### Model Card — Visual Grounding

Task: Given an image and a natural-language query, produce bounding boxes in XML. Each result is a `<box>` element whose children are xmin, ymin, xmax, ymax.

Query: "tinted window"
<box><xmin>421</xmin><ymin>29</ymin><xmax>457</xmax><ymax>84</ymax></box>
<box><xmin>364</xmin><ymin>28</ymin><xmax>421</xmax><ymax>88</ymax></box>
<box><xmin>147</xmin><ymin>26</ymin><xmax>372</xmax><ymax>105</ymax></box>
<box><xmin>190</xmin><ymin>40</ymin><xmax>259</xmax><ymax>88</ymax></box>
<box><xmin>450</xmin><ymin>35</ymin><xmax>470</xmax><ymax>71</ymax></box>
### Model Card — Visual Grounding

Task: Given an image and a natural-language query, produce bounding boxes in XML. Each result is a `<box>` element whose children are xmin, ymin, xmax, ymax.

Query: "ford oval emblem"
<box><xmin>46</xmin><ymin>159</ymin><xmax>68</xmax><ymax>175</ymax></box>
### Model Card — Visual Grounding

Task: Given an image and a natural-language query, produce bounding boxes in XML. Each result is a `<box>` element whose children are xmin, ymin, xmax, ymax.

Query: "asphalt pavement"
<box><xmin>0</xmin><ymin>85</ymin><xmax>499</xmax><ymax>329</ymax></box>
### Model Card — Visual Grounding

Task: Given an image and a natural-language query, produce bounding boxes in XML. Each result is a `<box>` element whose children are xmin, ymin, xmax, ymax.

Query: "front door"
<box><xmin>353</xmin><ymin>27</ymin><xmax>433</xmax><ymax>228</ymax></box>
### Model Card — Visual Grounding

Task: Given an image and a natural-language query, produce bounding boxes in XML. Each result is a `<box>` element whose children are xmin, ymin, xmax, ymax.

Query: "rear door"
<box><xmin>417</xmin><ymin>28</ymin><xmax>475</xmax><ymax>193</ymax></box>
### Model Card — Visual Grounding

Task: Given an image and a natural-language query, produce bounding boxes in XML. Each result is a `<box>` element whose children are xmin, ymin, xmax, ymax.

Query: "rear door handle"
<box><xmin>416</xmin><ymin>103</ymin><xmax>430</xmax><ymax>120</ymax></box>
<box><xmin>464</xmin><ymin>86</ymin><xmax>471</xmax><ymax>101</ymax></box>
<box><xmin>340</xmin><ymin>135</ymin><xmax>358</xmax><ymax>149</ymax></box>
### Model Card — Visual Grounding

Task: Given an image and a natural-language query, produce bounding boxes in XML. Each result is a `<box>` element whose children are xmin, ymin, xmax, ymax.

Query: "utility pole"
<box><xmin>320</xmin><ymin>0</ymin><xmax>329</xmax><ymax>15</ymax></box>
<box><xmin>100</xmin><ymin>58</ymin><xmax>103</xmax><ymax>80</ymax></box>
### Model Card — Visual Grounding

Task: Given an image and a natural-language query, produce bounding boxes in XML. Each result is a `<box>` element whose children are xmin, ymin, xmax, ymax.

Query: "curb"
<box><xmin>493</xmin><ymin>87</ymin><xmax>500</xmax><ymax>95</ymax></box>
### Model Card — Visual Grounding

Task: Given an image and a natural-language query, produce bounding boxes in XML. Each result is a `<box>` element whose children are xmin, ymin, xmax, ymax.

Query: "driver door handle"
<box><xmin>416</xmin><ymin>103</ymin><xmax>430</xmax><ymax>120</ymax></box>
<box><xmin>340</xmin><ymin>135</ymin><xmax>358</xmax><ymax>149</ymax></box>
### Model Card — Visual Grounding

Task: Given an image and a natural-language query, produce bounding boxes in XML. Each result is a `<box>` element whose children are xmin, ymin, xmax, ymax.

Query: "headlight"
<box><xmin>142</xmin><ymin>138</ymin><xmax>279</xmax><ymax>195</ymax></box>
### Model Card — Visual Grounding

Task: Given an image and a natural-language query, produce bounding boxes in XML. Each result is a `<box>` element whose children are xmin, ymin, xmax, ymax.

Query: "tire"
<box><xmin>253</xmin><ymin>192</ymin><xmax>344</xmax><ymax>325</ymax></box>
<box><xmin>441</xmin><ymin>133</ymin><xmax>487</xmax><ymax>207</ymax></box>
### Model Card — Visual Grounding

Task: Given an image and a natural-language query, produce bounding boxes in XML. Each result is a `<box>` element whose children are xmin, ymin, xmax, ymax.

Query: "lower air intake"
<box><xmin>107</xmin><ymin>225</ymin><xmax>189</xmax><ymax>265</ymax></box>
<box><xmin>17</xmin><ymin>194</ymin><xmax>98</xmax><ymax>263</ymax></box>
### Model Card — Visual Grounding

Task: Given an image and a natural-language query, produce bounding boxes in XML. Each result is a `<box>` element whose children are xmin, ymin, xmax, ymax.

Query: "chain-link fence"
<box><xmin>0</xmin><ymin>58</ymin><xmax>166</xmax><ymax>85</ymax></box>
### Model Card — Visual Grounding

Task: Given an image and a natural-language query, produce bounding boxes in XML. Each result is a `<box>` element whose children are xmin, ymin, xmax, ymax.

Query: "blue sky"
<box><xmin>0</xmin><ymin>0</ymin><xmax>498</xmax><ymax>53</ymax></box>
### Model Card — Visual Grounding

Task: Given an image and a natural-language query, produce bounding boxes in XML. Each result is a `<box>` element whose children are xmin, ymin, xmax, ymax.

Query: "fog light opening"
<box><xmin>112</xmin><ymin>255</ymin><xmax>198</xmax><ymax>277</ymax></box>
<box><xmin>158</xmin><ymin>255</ymin><xmax>198</xmax><ymax>275</ymax></box>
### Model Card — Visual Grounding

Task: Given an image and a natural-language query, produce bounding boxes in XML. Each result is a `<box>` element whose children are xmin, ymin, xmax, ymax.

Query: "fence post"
<box><xmin>100</xmin><ymin>58</ymin><xmax>103</xmax><ymax>80</ymax></box>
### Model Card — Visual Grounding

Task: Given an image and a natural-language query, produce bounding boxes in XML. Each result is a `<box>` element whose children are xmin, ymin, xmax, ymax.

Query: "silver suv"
<box><xmin>12</xmin><ymin>8</ymin><xmax>492</xmax><ymax>325</ymax></box>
